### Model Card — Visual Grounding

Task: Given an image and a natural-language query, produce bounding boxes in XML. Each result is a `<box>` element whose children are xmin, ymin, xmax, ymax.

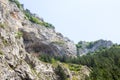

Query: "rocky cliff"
<box><xmin>77</xmin><ymin>39</ymin><xmax>113</xmax><ymax>55</ymax></box>
<box><xmin>8</xmin><ymin>0</ymin><xmax>77</xmax><ymax>57</ymax></box>
<box><xmin>0</xmin><ymin>0</ymin><xmax>90</xmax><ymax>80</ymax></box>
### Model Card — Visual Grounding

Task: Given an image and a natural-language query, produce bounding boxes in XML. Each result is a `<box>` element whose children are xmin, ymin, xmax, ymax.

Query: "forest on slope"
<box><xmin>77</xmin><ymin>45</ymin><xmax>120</xmax><ymax>80</ymax></box>
<box><xmin>40</xmin><ymin>45</ymin><xmax>120</xmax><ymax>80</ymax></box>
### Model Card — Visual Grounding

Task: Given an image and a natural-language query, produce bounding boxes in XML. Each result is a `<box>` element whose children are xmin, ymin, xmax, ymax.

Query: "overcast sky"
<box><xmin>19</xmin><ymin>0</ymin><xmax>120</xmax><ymax>43</ymax></box>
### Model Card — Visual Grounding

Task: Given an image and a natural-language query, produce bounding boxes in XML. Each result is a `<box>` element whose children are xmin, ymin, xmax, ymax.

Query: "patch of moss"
<box><xmin>2</xmin><ymin>39</ymin><xmax>8</xmax><ymax>45</ymax></box>
<box><xmin>0</xmin><ymin>50</ymin><xmax>4</xmax><ymax>55</ymax></box>
<box><xmin>41</xmin><ymin>22</ymin><xmax>54</xmax><ymax>28</ymax></box>
<box><xmin>69</xmin><ymin>64</ymin><xmax>81</xmax><ymax>72</ymax></box>
<box><xmin>0</xmin><ymin>36</ymin><xmax>8</xmax><ymax>46</ymax></box>
<box><xmin>15</xmin><ymin>31</ymin><xmax>23</xmax><ymax>39</ymax></box>
<box><xmin>52</xmin><ymin>41</ymin><xmax>65</xmax><ymax>46</ymax></box>
<box><xmin>0</xmin><ymin>23</ymin><xmax>5</xmax><ymax>29</ymax></box>
<box><xmin>72</xmin><ymin>76</ymin><xmax>78</xmax><ymax>80</ymax></box>
<box><xmin>63</xmin><ymin>63</ymin><xmax>81</xmax><ymax>72</ymax></box>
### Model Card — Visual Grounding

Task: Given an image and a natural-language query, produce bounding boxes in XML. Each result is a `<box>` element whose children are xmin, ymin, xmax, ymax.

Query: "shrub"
<box><xmin>9</xmin><ymin>0</ymin><xmax>21</xmax><ymax>9</ymax></box>
<box><xmin>39</xmin><ymin>54</ymin><xmax>54</xmax><ymax>63</ymax></box>
<box><xmin>24</xmin><ymin>10</ymin><xmax>42</xmax><ymax>24</ymax></box>
<box><xmin>86</xmin><ymin>42</ymin><xmax>94</xmax><ymax>49</ymax></box>
<box><xmin>42</xmin><ymin>22</ymin><xmax>54</xmax><ymax>28</ymax></box>
<box><xmin>76</xmin><ymin>44</ymin><xmax>82</xmax><ymax>48</ymax></box>
<box><xmin>24</xmin><ymin>9</ymin><xmax>54</xmax><ymax>28</ymax></box>
<box><xmin>30</xmin><ymin>16</ymin><xmax>42</xmax><ymax>24</ymax></box>
<box><xmin>55</xmin><ymin>65</ymin><xmax>67</xmax><ymax>80</ymax></box>
<box><xmin>68</xmin><ymin>64</ymin><xmax>81</xmax><ymax>72</ymax></box>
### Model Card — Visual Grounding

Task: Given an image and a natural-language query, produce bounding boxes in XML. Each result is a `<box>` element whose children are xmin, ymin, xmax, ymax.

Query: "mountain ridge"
<box><xmin>76</xmin><ymin>39</ymin><xmax>113</xmax><ymax>55</ymax></box>
<box><xmin>0</xmin><ymin>0</ymin><xmax>118</xmax><ymax>80</ymax></box>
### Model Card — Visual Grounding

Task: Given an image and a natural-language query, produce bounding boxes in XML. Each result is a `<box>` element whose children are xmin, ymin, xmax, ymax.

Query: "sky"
<box><xmin>19</xmin><ymin>0</ymin><xmax>120</xmax><ymax>43</ymax></box>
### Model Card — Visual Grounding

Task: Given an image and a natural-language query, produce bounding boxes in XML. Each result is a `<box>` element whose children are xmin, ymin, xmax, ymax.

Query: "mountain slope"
<box><xmin>9</xmin><ymin>0</ymin><xmax>77</xmax><ymax>57</ymax></box>
<box><xmin>77</xmin><ymin>45</ymin><xmax>120</xmax><ymax>80</ymax></box>
<box><xmin>77</xmin><ymin>39</ymin><xmax>113</xmax><ymax>55</ymax></box>
<box><xmin>0</xmin><ymin>0</ymin><xmax>90</xmax><ymax>80</ymax></box>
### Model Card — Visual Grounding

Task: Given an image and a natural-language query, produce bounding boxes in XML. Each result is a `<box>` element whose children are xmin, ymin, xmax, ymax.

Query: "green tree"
<box><xmin>55</xmin><ymin>65</ymin><xmax>67</xmax><ymax>80</ymax></box>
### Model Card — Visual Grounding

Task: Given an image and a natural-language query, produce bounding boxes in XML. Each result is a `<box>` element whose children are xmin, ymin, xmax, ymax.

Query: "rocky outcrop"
<box><xmin>0</xmin><ymin>0</ymin><xmax>90</xmax><ymax>80</ymax></box>
<box><xmin>20</xmin><ymin>24</ymin><xmax>77</xmax><ymax>56</ymax></box>
<box><xmin>77</xmin><ymin>39</ymin><xmax>113</xmax><ymax>55</ymax></box>
<box><xmin>0</xmin><ymin>0</ymin><xmax>57</xmax><ymax>79</ymax></box>
<box><xmin>1</xmin><ymin>0</ymin><xmax>77</xmax><ymax>57</ymax></box>
<box><xmin>57</xmin><ymin>63</ymin><xmax>91</xmax><ymax>80</ymax></box>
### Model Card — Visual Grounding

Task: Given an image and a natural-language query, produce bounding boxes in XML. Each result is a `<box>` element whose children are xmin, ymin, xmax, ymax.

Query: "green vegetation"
<box><xmin>68</xmin><ymin>64</ymin><xmax>81</xmax><ymax>71</ymax></box>
<box><xmin>76</xmin><ymin>44</ymin><xmax>82</xmax><ymax>48</ymax></box>
<box><xmin>39</xmin><ymin>54</ymin><xmax>72</xmax><ymax>63</ymax></box>
<box><xmin>63</xmin><ymin>63</ymin><xmax>81</xmax><ymax>70</ymax></box>
<box><xmin>0</xmin><ymin>50</ymin><xmax>3</xmax><ymax>55</ymax></box>
<box><xmin>2</xmin><ymin>39</ymin><xmax>8</xmax><ymax>45</ymax></box>
<box><xmin>52</xmin><ymin>41</ymin><xmax>65</xmax><ymax>46</ymax></box>
<box><xmin>76</xmin><ymin>46</ymin><xmax>120</xmax><ymax>80</ymax></box>
<box><xmin>39</xmin><ymin>54</ymin><xmax>56</xmax><ymax>63</ymax></box>
<box><xmin>15</xmin><ymin>31</ymin><xmax>23</xmax><ymax>39</ymax></box>
<box><xmin>55</xmin><ymin>65</ymin><xmax>67</xmax><ymax>80</ymax></box>
<box><xmin>30</xmin><ymin>16</ymin><xmax>42</xmax><ymax>24</ymax></box>
<box><xmin>63</xmin><ymin>63</ymin><xmax>81</xmax><ymax>72</ymax></box>
<box><xmin>24</xmin><ymin>10</ymin><xmax>41</xmax><ymax>24</ymax></box>
<box><xmin>86</xmin><ymin>42</ymin><xmax>94</xmax><ymax>49</ymax></box>
<box><xmin>9</xmin><ymin>0</ymin><xmax>54</xmax><ymax>28</ymax></box>
<box><xmin>38</xmin><ymin>45</ymin><xmax>120</xmax><ymax>80</ymax></box>
<box><xmin>0</xmin><ymin>23</ymin><xmax>5</xmax><ymax>29</ymax></box>
<box><xmin>24</xmin><ymin>9</ymin><xmax>54</xmax><ymax>28</ymax></box>
<box><xmin>9</xmin><ymin>0</ymin><xmax>22</xmax><ymax>9</ymax></box>
<box><xmin>72</xmin><ymin>76</ymin><xmax>78</xmax><ymax>80</ymax></box>
<box><xmin>42</xmin><ymin>22</ymin><xmax>54</xmax><ymax>28</ymax></box>
<box><xmin>0</xmin><ymin>36</ymin><xmax>8</xmax><ymax>45</ymax></box>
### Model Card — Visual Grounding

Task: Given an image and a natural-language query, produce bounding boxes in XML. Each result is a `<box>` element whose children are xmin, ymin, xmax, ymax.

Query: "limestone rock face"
<box><xmin>20</xmin><ymin>24</ymin><xmax>77</xmax><ymax>56</ymax></box>
<box><xmin>0</xmin><ymin>0</ymin><xmax>86</xmax><ymax>80</ymax></box>
<box><xmin>77</xmin><ymin>39</ymin><xmax>113</xmax><ymax>55</ymax></box>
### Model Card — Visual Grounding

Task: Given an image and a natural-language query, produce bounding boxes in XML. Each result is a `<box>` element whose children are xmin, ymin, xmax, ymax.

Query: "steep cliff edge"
<box><xmin>8</xmin><ymin>0</ymin><xmax>77</xmax><ymax>56</ymax></box>
<box><xmin>0</xmin><ymin>0</ymin><xmax>90</xmax><ymax>80</ymax></box>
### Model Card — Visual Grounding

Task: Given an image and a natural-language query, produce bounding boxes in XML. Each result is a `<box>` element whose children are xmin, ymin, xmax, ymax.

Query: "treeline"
<box><xmin>77</xmin><ymin>46</ymin><xmax>120</xmax><ymax>80</ymax></box>
<box><xmin>39</xmin><ymin>45</ymin><xmax>120</xmax><ymax>80</ymax></box>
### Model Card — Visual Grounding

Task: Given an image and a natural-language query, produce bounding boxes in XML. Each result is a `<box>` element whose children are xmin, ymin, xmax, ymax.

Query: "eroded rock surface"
<box><xmin>0</xmin><ymin>0</ymin><xmax>90</xmax><ymax>80</ymax></box>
